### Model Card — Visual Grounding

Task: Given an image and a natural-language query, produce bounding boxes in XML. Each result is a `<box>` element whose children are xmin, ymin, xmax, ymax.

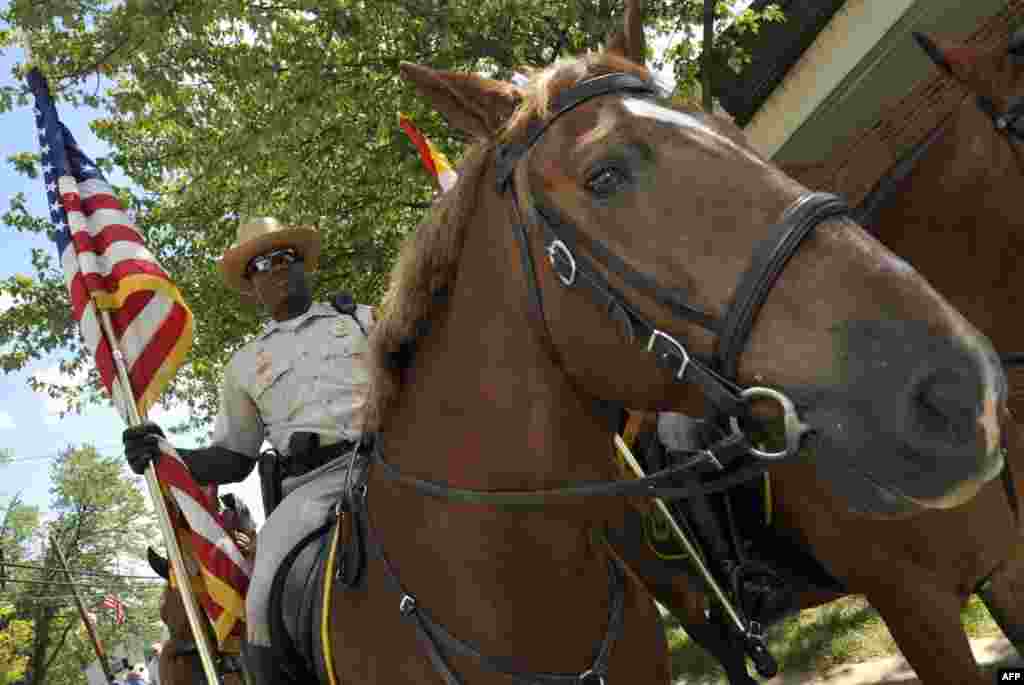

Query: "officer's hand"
<box><xmin>123</xmin><ymin>422</ymin><xmax>166</xmax><ymax>475</ymax></box>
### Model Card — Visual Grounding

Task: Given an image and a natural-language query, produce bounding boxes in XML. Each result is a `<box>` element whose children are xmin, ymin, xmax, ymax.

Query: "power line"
<box><xmin>0</xmin><ymin>576</ymin><xmax>162</xmax><ymax>589</ymax></box>
<box><xmin>0</xmin><ymin>442</ymin><xmax>125</xmax><ymax>465</ymax></box>
<box><xmin>0</xmin><ymin>560</ymin><xmax>162</xmax><ymax>581</ymax></box>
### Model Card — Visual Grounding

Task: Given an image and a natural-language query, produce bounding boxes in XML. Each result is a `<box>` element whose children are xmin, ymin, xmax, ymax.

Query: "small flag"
<box><xmin>27</xmin><ymin>67</ymin><xmax>193</xmax><ymax>421</ymax></box>
<box><xmin>101</xmin><ymin>594</ymin><xmax>125</xmax><ymax>625</ymax></box>
<box><xmin>155</xmin><ymin>441</ymin><xmax>251</xmax><ymax>649</ymax></box>
<box><xmin>398</xmin><ymin>114</ymin><xmax>458</xmax><ymax>193</ymax></box>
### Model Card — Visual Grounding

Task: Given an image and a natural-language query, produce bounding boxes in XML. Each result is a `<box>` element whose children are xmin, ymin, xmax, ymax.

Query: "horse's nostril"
<box><xmin>909</xmin><ymin>368</ymin><xmax>979</xmax><ymax>446</ymax></box>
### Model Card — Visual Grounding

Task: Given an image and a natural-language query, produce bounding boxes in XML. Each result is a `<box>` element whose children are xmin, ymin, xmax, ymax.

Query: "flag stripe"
<box><xmin>69</xmin><ymin>223</ymin><xmax>145</xmax><ymax>257</ymax></box>
<box><xmin>399</xmin><ymin>115</ymin><xmax>439</xmax><ymax>178</ymax></box>
<box><xmin>156</xmin><ymin>442</ymin><xmax>250</xmax><ymax>646</ymax></box>
<box><xmin>128</xmin><ymin>300</ymin><xmax>188</xmax><ymax>399</ymax></box>
<box><xmin>170</xmin><ymin>485</ymin><xmax>252</xmax><ymax>575</ymax></box>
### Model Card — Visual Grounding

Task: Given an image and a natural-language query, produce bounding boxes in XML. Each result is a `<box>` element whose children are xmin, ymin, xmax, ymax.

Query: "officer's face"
<box><xmin>246</xmin><ymin>247</ymin><xmax>303</xmax><ymax>316</ymax></box>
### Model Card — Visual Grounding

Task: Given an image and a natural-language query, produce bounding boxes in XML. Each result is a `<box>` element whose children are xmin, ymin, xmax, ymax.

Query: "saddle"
<box><xmin>264</xmin><ymin>460</ymin><xmax>368</xmax><ymax>684</ymax></box>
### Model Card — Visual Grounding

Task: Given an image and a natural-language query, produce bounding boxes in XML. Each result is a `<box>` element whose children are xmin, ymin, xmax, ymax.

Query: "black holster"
<box><xmin>258</xmin><ymin>450</ymin><xmax>284</xmax><ymax>517</ymax></box>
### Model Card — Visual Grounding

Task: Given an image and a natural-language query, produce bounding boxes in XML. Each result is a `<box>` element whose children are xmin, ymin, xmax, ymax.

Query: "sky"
<box><xmin>0</xmin><ymin>28</ymin><xmax>265</xmax><ymax>530</ymax></box>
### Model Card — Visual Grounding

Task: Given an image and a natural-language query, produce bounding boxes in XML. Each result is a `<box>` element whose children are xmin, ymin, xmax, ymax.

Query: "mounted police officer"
<box><xmin>122</xmin><ymin>217</ymin><xmax>373</xmax><ymax>685</ymax></box>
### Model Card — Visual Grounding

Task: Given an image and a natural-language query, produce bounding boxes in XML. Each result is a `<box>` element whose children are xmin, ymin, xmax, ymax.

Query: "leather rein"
<box><xmin>165</xmin><ymin>639</ymin><xmax>243</xmax><ymax>682</ymax></box>
<box><xmin>356</xmin><ymin>72</ymin><xmax>855</xmax><ymax>685</ymax></box>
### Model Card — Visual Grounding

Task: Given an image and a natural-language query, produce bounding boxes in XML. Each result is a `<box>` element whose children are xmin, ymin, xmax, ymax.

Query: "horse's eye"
<box><xmin>585</xmin><ymin>166</ymin><xmax>628</xmax><ymax>197</ymax></box>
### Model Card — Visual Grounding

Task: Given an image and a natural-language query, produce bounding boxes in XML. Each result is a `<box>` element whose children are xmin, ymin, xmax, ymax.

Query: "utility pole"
<box><xmin>702</xmin><ymin>0</ymin><xmax>715</xmax><ymax>112</ymax></box>
<box><xmin>51</xmin><ymin>535</ymin><xmax>114</xmax><ymax>684</ymax></box>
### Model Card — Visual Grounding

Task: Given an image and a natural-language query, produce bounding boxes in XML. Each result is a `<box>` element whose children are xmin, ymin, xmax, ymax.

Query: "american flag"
<box><xmin>25</xmin><ymin>68</ymin><xmax>247</xmax><ymax>648</ymax></box>
<box><xmin>101</xmin><ymin>594</ymin><xmax>125</xmax><ymax>625</ymax></box>
<box><xmin>156</xmin><ymin>442</ymin><xmax>251</xmax><ymax>649</ymax></box>
<box><xmin>26</xmin><ymin>67</ymin><xmax>193</xmax><ymax>421</ymax></box>
<box><xmin>398</xmin><ymin>113</ymin><xmax>458</xmax><ymax>193</ymax></box>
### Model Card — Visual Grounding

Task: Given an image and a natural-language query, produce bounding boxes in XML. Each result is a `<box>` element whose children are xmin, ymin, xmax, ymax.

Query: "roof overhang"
<box><xmin>727</xmin><ymin>0</ymin><xmax>1013</xmax><ymax>163</ymax></box>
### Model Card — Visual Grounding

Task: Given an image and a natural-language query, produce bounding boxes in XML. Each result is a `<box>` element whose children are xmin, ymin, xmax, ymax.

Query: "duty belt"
<box><xmin>285</xmin><ymin>438</ymin><xmax>357</xmax><ymax>478</ymax></box>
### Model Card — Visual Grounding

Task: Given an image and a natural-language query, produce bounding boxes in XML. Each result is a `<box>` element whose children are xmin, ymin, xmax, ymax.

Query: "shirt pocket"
<box><xmin>321</xmin><ymin>325</ymin><xmax>366</xmax><ymax>361</ymax></box>
<box><xmin>249</xmin><ymin>358</ymin><xmax>296</xmax><ymax>425</ymax></box>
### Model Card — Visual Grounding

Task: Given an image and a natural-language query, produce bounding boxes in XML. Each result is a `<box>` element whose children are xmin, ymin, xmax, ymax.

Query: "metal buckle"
<box><xmin>728</xmin><ymin>386</ymin><xmax>811</xmax><ymax>460</ymax></box>
<box><xmin>746</xmin><ymin>620</ymin><xmax>764</xmax><ymax>640</ymax></box>
<box><xmin>399</xmin><ymin>594</ymin><xmax>417</xmax><ymax>615</ymax></box>
<box><xmin>646</xmin><ymin>329</ymin><xmax>691</xmax><ymax>380</ymax></box>
<box><xmin>578</xmin><ymin>669</ymin><xmax>606</xmax><ymax>685</ymax></box>
<box><xmin>546</xmin><ymin>239</ymin><xmax>577</xmax><ymax>286</ymax></box>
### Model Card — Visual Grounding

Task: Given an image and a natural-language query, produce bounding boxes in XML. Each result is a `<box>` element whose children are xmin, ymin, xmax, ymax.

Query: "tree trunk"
<box><xmin>28</xmin><ymin>606</ymin><xmax>55</xmax><ymax>685</ymax></box>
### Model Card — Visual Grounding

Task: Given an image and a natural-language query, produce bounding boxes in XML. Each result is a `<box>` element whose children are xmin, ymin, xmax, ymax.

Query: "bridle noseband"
<box><xmin>495</xmin><ymin>72</ymin><xmax>851</xmax><ymax>459</ymax></box>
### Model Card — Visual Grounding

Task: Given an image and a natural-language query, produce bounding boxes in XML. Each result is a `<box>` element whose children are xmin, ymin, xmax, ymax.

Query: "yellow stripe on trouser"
<box><xmin>320</xmin><ymin>513</ymin><xmax>344</xmax><ymax>685</ymax></box>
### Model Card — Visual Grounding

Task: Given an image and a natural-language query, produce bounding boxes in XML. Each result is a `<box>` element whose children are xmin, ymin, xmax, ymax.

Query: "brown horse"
<box><xmin>624</xmin><ymin>28</ymin><xmax>1024</xmax><ymax>685</ymax></box>
<box><xmin>153</xmin><ymin>578</ymin><xmax>247</xmax><ymax>685</ymax></box>
<box><xmin>308</xmin><ymin>1</ymin><xmax>1007</xmax><ymax>682</ymax></box>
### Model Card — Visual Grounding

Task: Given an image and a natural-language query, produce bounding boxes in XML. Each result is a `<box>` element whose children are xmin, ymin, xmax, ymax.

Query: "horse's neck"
<box><xmin>929</xmin><ymin>103</ymin><xmax>1022</xmax><ymax>204</ymax></box>
<box><xmin>380</xmin><ymin>202</ymin><xmax>617</xmax><ymax>492</ymax></box>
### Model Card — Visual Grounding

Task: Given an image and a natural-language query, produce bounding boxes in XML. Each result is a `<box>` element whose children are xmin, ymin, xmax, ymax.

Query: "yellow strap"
<box><xmin>623</xmin><ymin>411</ymin><xmax>646</xmax><ymax>447</ymax></box>
<box><xmin>763</xmin><ymin>472</ymin><xmax>773</xmax><ymax>526</ymax></box>
<box><xmin>320</xmin><ymin>515</ymin><xmax>344</xmax><ymax>685</ymax></box>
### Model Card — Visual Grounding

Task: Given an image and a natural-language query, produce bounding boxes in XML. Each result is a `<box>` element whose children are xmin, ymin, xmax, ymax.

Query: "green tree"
<box><xmin>2</xmin><ymin>445</ymin><xmax>164</xmax><ymax>685</ymax></box>
<box><xmin>0</xmin><ymin>1</ymin><xmax>782</xmax><ymax>432</ymax></box>
<box><xmin>0</xmin><ymin>601</ymin><xmax>32</xmax><ymax>685</ymax></box>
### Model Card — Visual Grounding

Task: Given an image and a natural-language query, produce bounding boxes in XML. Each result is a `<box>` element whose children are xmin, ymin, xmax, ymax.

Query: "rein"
<box><xmin>166</xmin><ymin>639</ymin><xmax>243</xmax><ymax>681</ymax></box>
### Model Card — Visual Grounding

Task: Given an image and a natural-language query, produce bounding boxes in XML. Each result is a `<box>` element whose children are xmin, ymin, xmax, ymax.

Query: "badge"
<box><xmin>334</xmin><ymin>321</ymin><xmax>350</xmax><ymax>337</ymax></box>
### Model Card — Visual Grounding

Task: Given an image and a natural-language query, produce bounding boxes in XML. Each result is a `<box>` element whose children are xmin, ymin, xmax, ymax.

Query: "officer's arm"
<box><xmin>181</xmin><ymin>357</ymin><xmax>263</xmax><ymax>485</ymax></box>
<box><xmin>175</xmin><ymin>445</ymin><xmax>256</xmax><ymax>485</ymax></box>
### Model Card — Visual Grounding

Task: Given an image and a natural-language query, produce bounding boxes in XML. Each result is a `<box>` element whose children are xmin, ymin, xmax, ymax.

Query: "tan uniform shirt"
<box><xmin>211</xmin><ymin>302</ymin><xmax>373</xmax><ymax>460</ymax></box>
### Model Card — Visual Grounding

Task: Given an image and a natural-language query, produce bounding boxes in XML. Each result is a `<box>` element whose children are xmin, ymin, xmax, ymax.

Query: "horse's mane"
<box><xmin>362</xmin><ymin>51</ymin><xmax>652</xmax><ymax>434</ymax></box>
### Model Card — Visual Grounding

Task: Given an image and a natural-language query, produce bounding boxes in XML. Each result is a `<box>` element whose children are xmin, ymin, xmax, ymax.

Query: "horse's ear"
<box><xmin>606</xmin><ymin>0</ymin><xmax>646</xmax><ymax>65</ymax></box>
<box><xmin>147</xmin><ymin>546</ymin><xmax>170</xmax><ymax>580</ymax></box>
<box><xmin>399</xmin><ymin>62</ymin><xmax>522</xmax><ymax>140</ymax></box>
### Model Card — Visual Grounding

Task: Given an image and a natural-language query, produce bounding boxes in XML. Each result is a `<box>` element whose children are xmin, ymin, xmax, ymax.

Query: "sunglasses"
<box><xmin>245</xmin><ymin>248</ymin><xmax>302</xmax><ymax>278</ymax></box>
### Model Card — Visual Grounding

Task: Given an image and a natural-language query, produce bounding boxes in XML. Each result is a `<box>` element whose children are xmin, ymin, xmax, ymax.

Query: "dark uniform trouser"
<box><xmin>246</xmin><ymin>452</ymin><xmax>358</xmax><ymax>645</ymax></box>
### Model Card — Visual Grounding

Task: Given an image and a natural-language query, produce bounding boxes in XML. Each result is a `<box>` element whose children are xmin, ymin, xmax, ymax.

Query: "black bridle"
<box><xmin>362</xmin><ymin>73</ymin><xmax>855</xmax><ymax>685</ymax></box>
<box><xmin>495</xmin><ymin>72</ymin><xmax>849</xmax><ymax>458</ymax></box>
<box><xmin>976</xmin><ymin>94</ymin><xmax>1024</xmax><ymax>145</ymax></box>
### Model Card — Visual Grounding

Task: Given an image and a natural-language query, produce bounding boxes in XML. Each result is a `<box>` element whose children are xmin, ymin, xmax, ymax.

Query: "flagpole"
<box><xmin>98</xmin><ymin>312</ymin><xmax>222</xmax><ymax>685</ymax></box>
<box><xmin>51</xmin><ymin>532</ymin><xmax>114</xmax><ymax>684</ymax></box>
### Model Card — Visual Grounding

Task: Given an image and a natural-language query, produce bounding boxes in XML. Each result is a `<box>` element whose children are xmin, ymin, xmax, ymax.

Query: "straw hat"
<box><xmin>219</xmin><ymin>217</ymin><xmax>321</xmax><ymax>293</ymax></box>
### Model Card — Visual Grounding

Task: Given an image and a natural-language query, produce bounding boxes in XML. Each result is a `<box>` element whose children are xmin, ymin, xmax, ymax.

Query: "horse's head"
<box><xmin>914</xmin><ymin>29</ymin><xmax>1024</xmax><ymax>150</ymax></box>
<box><xmin>394</xmin><ymin>0</ymin><xmax>1006</xmax><ymax>516</ymax></box>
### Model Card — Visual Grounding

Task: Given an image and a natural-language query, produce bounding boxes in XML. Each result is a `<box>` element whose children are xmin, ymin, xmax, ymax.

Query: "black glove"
<box><xmin>123</xmin><ymin>422</ymin><xmax>166</xmax><ymax>475</ymax></box>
